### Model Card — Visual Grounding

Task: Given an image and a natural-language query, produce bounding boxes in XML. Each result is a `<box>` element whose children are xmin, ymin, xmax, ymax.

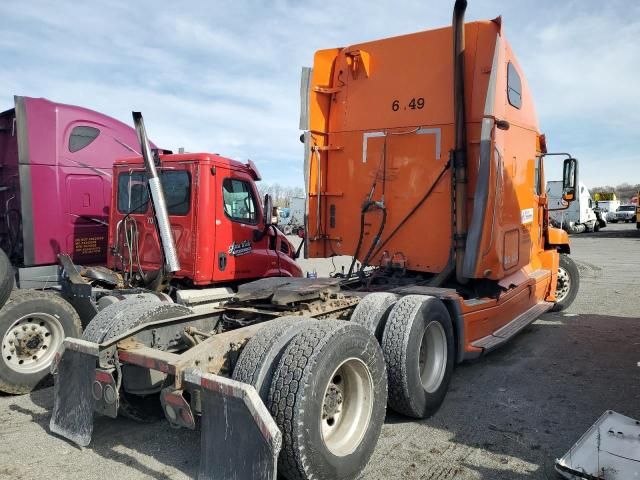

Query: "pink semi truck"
<box><xmin>0</xmin><ymin>96</ymin><xmax>146</xmax><ymax>393</ymax></box>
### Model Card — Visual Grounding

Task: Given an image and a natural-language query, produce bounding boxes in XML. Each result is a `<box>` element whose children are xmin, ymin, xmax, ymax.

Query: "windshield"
<box><xmin>618</xmin><ymin>206</ymin><xmax>635</xmax><ymax>212</ymax></box>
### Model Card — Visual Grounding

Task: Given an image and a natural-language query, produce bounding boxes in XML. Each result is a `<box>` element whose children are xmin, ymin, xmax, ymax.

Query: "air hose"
<box><xmin>369</xmin><ymin>157</ymin><xmax>451</xmax><ymax>260</ymax></box>
<box><xmin>346</xmin><ymin>203</ymin><xmax>372</xmax><ymax>278</ymax></box>
<box><xmin>360</xmin><ymin>206</ymin><xmax>387</xmax><ymax>275</ymax></box>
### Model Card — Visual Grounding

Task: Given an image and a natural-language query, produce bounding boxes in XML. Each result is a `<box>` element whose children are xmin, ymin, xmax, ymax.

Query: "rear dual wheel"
<box><xmin>382</xmin><ymin>295</ymin><xmax>455</xmax><ymax>418</ymax></box>
<box><xmin>352</xmin><ymin>293</ymin><xmax>455</xmax><ymax>419</ymax></box>
<box><xmin>234</xmin><ymin>318</ymin><xmax>387</xmax><ymax>480</ymax></box>
<box><xmin>350</xmin><ymin>292</ymin><xmax>398</xmax><ymax>341</ymax></box>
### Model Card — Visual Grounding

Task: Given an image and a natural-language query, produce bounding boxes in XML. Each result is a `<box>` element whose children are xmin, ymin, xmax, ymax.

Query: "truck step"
<box><xmin>471</xmin><ymin>302</ymin><xmax>553</xmax><ymax>353</ymax></box>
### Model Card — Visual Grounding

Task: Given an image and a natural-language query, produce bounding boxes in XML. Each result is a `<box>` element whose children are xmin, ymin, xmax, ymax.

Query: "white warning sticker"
<box><xmin>521</xmin><ymin>208</ymin><xmax>534</xmax><ymax>224</ymax></box>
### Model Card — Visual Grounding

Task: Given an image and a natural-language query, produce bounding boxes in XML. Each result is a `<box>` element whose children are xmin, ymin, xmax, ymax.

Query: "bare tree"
<box><xmin>256</xmin><ymin>182</ymin><xmax>306</xmax><ymax>207</ymax></box>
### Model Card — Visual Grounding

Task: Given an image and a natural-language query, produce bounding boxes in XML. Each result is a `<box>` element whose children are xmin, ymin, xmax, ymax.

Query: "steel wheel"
<box><xmin>556</xmin><ymin>266</ymin><xmax>571</xmax><ymax>303</ymax></box>
<box><xmin>418</xmin><ymin>321</ymin><xmax>448</xmax><ymax>393</ymax></box>
<box><xmin>320</xmin><ymin>357</ymin><xmax>374</xmax><ymax>457</ymax></box>
<box><xmin>2</xmin><ymin>313</ymin><xmax>64</xmax><ymax>374</ymax></box>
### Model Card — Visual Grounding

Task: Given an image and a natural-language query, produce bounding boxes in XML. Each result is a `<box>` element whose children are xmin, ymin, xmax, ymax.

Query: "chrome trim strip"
<box><xmin>362</xmin><ymin>128</ymin><xmax>442</xmax><ymax>163</ymax></box>
<box><xmin>15</xmin><ymin>96</ymin><xmax>36</xmax><ymax>265</ymax></box>
<box><xmin>299</xmin><ymin>67</ymin><xmax>313</xmax><ymax>131</ymax></box>
<box><xmin>362</xmin><ymin>131</ymin><xmax>386</xmax><ymax>163</ymax></box>
<box><xmin>416</xmin><ymin>127</ymin><xmax>442</xmax><ymax>160</ymax></box>
<box><xmin>463</xmin><ymin>34</ymin><xmax>501</xmax><ymax>277</ymax></box>
<box><xmin>303</xmin><ymin>131</ymin><xmax>311</xmax><ymax>194</ymax></box>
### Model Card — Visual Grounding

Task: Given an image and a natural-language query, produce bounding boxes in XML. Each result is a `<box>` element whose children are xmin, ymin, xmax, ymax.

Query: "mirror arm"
<box><xmin>253</xmin><ymin>229</ymin><xmax>266</xmax><ymax>242</ymax></box>
<box><xmin>548</xmin><ymin>202</ymin><xmax>571</xmax><ymax>212</ymax></box>
<box><xmin>294</xmin><ymin>235</ymin><xmax>304</xmax><ymax>259</ymax></box>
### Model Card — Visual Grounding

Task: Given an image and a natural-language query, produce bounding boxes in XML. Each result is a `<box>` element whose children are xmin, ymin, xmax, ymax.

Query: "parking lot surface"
<box><xmin>1</xmin><ymin>224</ymin><xmax>638</xmax><ymax>479</ymax></box>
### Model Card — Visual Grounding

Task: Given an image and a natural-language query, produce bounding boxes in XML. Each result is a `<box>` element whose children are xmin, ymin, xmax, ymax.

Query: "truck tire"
<box><xmin>81</xmin><ymin>294</ymin><xmax>165</xmax><ymax>343</ymax></box>
<box><xmin>0</xmin><ymin>248</ymin><xmax>14</xmax><ymax>310</ymax></box>
<box><xmin>83</xmin><ymin>300</ymin><xmax>190</xmax><ymax>343</ymax></box>
<box><xmin>551</xmin><ymin>254</ymin><xmax>580</xmax><ymax>312</ymax></box>
<box><xmin>0</xmin><ymin>290</ymin><xmax>81</xmax><ymax>394</ymax></box>
<box><xmin>268</xmin><ymin>321</ymin><xmax>386</xmax><ymax>480</ymax></box>
<box><xmin>350</xmin><ymin>292</ymin><xmax>398</xmax><ymax>341</ymax></box>
<box><xmin>83</xmin><ymin>301</ymin><xmax>191</xmax><ymax>421</ymax></box>
<box><xmin>232</xmin><ymin>316</ymin><xmax>316</xmax><ymax>400</ymax></box>
<box><xmin>381</xmin><ymin>295</ymin><xmax>455</xmax><ymax>419</ymax></box>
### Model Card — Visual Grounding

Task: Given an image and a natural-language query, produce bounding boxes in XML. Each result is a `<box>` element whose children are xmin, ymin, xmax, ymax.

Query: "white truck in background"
<box><xmin>593</xmin><ymin>192</ymin><xmax>621</xmax><ymax>223</ymax></box>
<box><xmin>277</xmin><ymin>196</ymin><xmax>305</xmax><ymax>235</ymax></box>
<box><xmin>548</xmin><ymin>181</ymin><xmax>603</xmax><ymax>233</ymax></box>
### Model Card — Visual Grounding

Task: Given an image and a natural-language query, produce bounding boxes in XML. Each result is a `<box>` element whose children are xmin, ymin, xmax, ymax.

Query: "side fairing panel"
<box><xmin>463</xmin><ymin>34</ymin><xmax>543</xmax><ymax>280</ymax></box>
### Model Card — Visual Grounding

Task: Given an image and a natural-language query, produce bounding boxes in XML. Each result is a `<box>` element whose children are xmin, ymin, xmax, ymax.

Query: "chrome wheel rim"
<box><xmin>556</xmin><ymin>266</ymin><xmax>571</xmax><ymax>302</ymax></box>
<box><xmin>418</xmin><ymin>321</ymin><xmax>447</xmax><ymax>393</ymax></box>
<box><xmin>2</xmin><ymin>313</ymin><xmax>64</xmax><ymax>374</ymax></box>
<box><xmin>320</xmin><ymin>357</ymin><xmax>374</xmax><ymax>457</ymax></box>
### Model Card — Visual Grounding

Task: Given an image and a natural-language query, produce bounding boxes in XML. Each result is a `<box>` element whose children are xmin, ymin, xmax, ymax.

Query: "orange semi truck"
<box><xmin>302</xmin><ymin>3</ymin><xmax>579</xmax><ymax>351</ymax></box>
<box><xmin>50</xmin><ymin>2</ymin><xmax>580</xmax><ymax>479</ymax></box>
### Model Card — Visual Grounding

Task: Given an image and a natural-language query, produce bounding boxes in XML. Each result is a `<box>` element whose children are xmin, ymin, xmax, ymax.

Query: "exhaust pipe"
<box><xmin>452</xmin><ymin>0</ymin><xmax>468</xmax><ymax>284</ymax></box>
<box><xmin>132</xmin><ymin>112</ymin><xmax>181</xmax><ymax>273</ymax></box>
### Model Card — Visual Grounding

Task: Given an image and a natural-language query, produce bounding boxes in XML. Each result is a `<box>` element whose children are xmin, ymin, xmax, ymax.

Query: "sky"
<box><xmin>1</xmin><ymin>0</ymin><xmax>638</xmax><ymax>188</ymax></box>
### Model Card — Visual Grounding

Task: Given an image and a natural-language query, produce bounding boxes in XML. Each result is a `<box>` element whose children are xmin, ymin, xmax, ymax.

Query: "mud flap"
<box><xmin>183</xmin><ymin>368</ymin><xmax>282</xmax><ymax>480</ymax></box>
<box><xmin>49</xmin><ymin>339</ymin><xmax>99</xmax><ymax>447</ymax></box>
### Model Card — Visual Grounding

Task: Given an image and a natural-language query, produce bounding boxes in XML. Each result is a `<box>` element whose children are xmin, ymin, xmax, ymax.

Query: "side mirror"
<box><xmin>263</xmin><ymin>194</ymin><xmax>274</xmax><ymax>227</ymax></box>
<box><xmin>562</xmin><ymin>157</ymin><xmax>578</xmax><ymax>202</ymax></box>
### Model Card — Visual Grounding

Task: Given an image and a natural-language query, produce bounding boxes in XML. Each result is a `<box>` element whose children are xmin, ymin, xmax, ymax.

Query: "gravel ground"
<box><xmin>1</xmin><ymin>223</ymin><xmax>639</xmax><ymax>480</ymax></box>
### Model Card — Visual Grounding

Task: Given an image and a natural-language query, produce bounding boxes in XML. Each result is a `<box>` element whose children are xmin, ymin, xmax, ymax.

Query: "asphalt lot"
<box><xmin>1</xmin><ymin>223</ymin><xmax>639</xmax><ymax>480</ymax></box>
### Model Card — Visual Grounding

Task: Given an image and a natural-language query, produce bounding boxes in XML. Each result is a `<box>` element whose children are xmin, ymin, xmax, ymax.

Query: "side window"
<box><xmin>222</xmin><ymin>178</ymin><xmax>258</xmax><ymax>224</ymax></box>
<box><xmin>117</xmin><ymin>170</ymin><xmax>191</xmax><ymax>215</ymax></box>
<box><xmin>118</xmin><ymin>172</ymin><xmax>148</xmax><ymax>214</ymax></box>
<box><xmin>507</xmin><ymin>62</ymin><xmax>522</xmax><ymax>109</ymax></box>
<box><xmin>161</xmin><ymin>171</ymin><xmax>191</xmax><ymax>215</ymax></box>
<box><xmin>69</xmin><ymin>126</ymin><xmax>100</xmax><ymax>153</ymax></box>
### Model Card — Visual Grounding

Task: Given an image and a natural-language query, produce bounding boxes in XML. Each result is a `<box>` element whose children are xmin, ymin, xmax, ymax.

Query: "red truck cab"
<box><xmin>108</xmin><ymin>152</ymin><xmax>302</xmax><ymax>285</ymax></box>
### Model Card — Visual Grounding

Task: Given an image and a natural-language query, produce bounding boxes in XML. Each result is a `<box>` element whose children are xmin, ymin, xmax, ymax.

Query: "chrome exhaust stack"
<box><xmin>132</xmin><ymin>112</ymin><xmax>180</xmax><ymax>273</ymax></box>
<box><xmin>452</xmin><ymin>0</ymin><xmax>469</xmax><ymax>284</ymax></box>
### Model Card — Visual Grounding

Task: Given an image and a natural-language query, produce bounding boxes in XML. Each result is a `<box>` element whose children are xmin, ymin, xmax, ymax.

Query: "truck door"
<box><xmin>114</xmin><ymin>165</ymin><xmax>195</xmax><ymax>276</ymax></box>
<box><xmin>214</xmin><ymin>173</ymin><xmax>278</xmax><ymax>282</ymax></box>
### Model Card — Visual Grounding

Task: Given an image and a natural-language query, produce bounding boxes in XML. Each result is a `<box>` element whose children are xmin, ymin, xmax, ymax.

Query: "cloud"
<box><xmin>1</xmin><ymin>0</ymin><xmax>638</xmax><ymax>188</ymax></box>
